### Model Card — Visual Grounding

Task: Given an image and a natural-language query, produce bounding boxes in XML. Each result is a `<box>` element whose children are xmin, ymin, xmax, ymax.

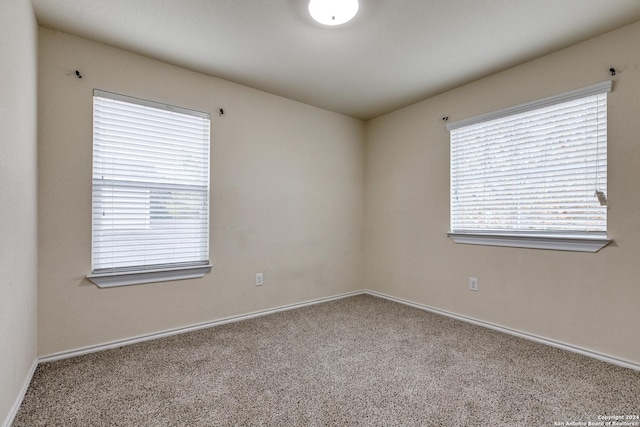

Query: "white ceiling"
<box><xmin>31</xmin><ymin>0</ymin><xmax>640</xmax><ymax>120</ymax></box>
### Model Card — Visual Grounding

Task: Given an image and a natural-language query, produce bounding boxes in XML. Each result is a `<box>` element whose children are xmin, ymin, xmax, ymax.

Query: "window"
<box><xmin>447</xmin><ymin>81</ymin><xmax>612</xmax><ymax>252</ymax></box>
<box><xmin>88</xmin><ymin>90</ymin><xmax>211</xmax><ymax>287</ymax></box>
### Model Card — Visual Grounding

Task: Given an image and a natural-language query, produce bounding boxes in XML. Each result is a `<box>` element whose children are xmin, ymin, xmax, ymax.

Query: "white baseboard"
<box><xmin>365</xmin><ymin>290</ymin><xmax>640</xmax><ymax>372</ymax></box>
<box><xmin>10</xmin><ymin>288</ymin><xmax>637</xmax><ymax>425</ymax></box>
<box><xmin>3</xmin><ymin>358</ymin><xmax>38</xmax><ymax>427</ymax></box>
<box><xmin>39</xmin><ymin>290</ymin><xmax>366</xmax><ymax>363</ymax></box>
<box><xmin>39</xmin><ymin>288</ymin><xmax>640</xmax><ymax>371</ymax></box>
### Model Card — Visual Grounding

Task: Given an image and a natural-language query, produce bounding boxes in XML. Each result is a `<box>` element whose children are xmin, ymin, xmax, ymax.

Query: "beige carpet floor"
<box><xmin>13</xmin><ymin>294</ymin><xmax>640</xmax><ymax>426</ymax></box>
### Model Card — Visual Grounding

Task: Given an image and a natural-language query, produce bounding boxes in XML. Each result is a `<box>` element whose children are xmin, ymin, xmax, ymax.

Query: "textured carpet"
<box><xmin>13</xmin><ymin>294</ymin><xmax>640</xmax><ymax>426</ymax></box>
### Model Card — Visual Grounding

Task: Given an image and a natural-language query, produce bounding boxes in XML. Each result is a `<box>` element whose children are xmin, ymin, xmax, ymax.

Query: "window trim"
<box><xmin>447</xmin><ymin>233</ymin><xmax>611</xmax><ymax>252</ymax></box>
<box><xmin>87</xmin><ymin>264</ymin><xmax>213</xmax><ymax>288</ymax></box>
<box><xmin>447</xmin><ymin>81</ymin><xmax>613</xmax><ymax>252</ymax></box>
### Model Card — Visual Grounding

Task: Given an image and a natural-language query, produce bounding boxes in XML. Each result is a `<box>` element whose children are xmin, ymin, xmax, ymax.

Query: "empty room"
<box><xmin>2</xmin><ymin>0</ymin><xmax>640</xmax><ymax>425</ymax></box>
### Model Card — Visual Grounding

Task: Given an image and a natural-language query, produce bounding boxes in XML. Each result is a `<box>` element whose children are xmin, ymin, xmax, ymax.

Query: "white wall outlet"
<box><xmin>256</xmin><ymin>273</ymin><xmax>264</xmax><ymax>286</ymax></box>
<box><xmin>469</xmin><ymin>277</ymin><xmax>479</xmax><ymax>291</ymax></box>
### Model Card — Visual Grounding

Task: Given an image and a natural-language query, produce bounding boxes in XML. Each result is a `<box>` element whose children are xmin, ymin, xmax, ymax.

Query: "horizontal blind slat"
<box><xmin>92</xmin><ymin>92</ymin><xmax>211</xmax><ymax>273</ymax></box>
<box><xmin>450</xmin><ymin>91</ymin><xmax>607</xmax><ymax>235</ymax></box>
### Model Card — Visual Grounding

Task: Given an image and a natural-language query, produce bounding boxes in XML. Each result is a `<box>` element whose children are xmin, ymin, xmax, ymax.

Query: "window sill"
<box><xmin>447</xmin><ymin>233</ymin><xmax>611</xmax><ymax>253</ymax></box>
<box><xmin>87</xmin><ymin>265</ymin><xmax>212</xmax><ymax>288</ymax></box>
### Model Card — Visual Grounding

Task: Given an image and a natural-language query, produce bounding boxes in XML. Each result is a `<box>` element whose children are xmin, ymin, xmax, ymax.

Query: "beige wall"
<box><xmin>0</xmin><ymin>0</ymin><xmax>38</xmax><ymax>424</ymax></box>
<box><xmin>365</xmin><ymin>21</ymin><xmax>640</xmax><ymax>364</ymax></box>
<box><xmin>34</xmin><ymin>14</ymin><xmax>640</xmax><ymax>367</ymax></box>
<box><xmin>38</xmin><ymin>28</ymin><xmax>365</xmax><ymax>356</ymax></box>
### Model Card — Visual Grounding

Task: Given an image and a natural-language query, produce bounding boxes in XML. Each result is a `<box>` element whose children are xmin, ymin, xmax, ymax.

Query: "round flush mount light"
<box><xmin>308</xmin><ymin>0</ymin><xmax>359</xmax><ymax>26</ymax></box>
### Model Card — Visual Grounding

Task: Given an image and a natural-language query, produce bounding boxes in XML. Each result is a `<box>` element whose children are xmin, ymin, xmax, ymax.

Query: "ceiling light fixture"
<box><xmin>308</xmin><ymin>0</ymin><xmax>359</xmax><ymax>26</ymax></box>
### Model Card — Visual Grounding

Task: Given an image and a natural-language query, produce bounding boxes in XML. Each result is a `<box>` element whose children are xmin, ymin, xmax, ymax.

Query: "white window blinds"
<box><xmin>448</xmin><ymin>81</ymin><xmax>610</xmax><ymax>237</ymax></box>
<box><xmin>92</xmin><ymin>90</ymin><xmax>210</xmax><ymax>274</ymax></box>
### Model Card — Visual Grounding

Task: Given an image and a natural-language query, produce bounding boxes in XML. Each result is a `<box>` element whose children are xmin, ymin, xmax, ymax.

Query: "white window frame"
<box><xmin>88</xmin><ymin>90</ymin><xmax>212</xmax><ymax>287</ymax></box>
<box><xmin>446</xmin><ymin>81</ymin><xmax>612</xmax><ymax>253</ymax></box>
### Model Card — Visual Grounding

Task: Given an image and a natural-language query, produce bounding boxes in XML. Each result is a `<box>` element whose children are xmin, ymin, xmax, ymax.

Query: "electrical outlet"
<box><xmin>469</xmin><ymin>277</ymin><xmax>479</xmax><ymax>292</ymax></box>
<box><xmin>256</xmin><ymin>273</ymin><xmax>264</xmax><ymax>286</ymax></box>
